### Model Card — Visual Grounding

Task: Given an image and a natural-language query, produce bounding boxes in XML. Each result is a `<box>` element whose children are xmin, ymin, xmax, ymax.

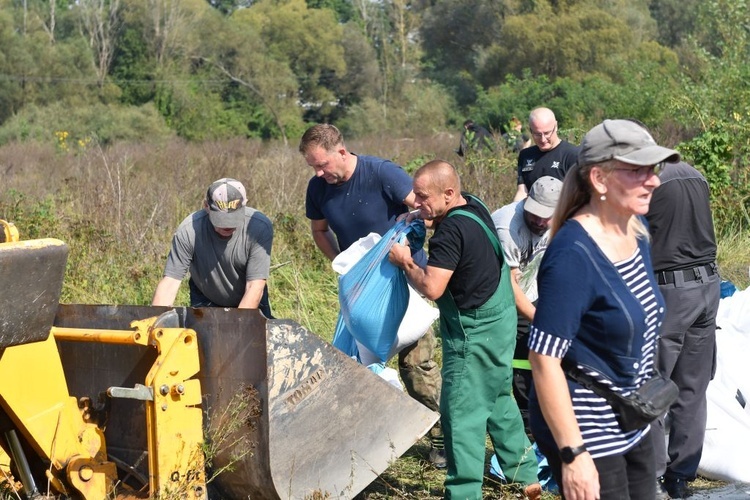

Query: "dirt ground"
<box><xmin>696</xmin><ymin>482</ymin><xmax>750</xmax><ymax>499</ymax></box>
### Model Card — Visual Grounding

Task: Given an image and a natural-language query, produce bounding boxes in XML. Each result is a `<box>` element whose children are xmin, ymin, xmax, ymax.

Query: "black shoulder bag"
<box><xmin>562</xmin><ymin>359</ymin><xmax>679</xmax><ymax>432</ymax></box>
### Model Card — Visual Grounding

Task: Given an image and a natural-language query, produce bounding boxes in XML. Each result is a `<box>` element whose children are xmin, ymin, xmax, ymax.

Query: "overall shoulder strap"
<box><xmin>447</xmin><ymin>208</ymin><xmax>501</xmax><ymax>258</ymax></box>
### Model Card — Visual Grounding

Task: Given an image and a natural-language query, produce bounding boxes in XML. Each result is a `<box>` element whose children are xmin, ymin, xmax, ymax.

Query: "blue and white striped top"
<box><xmin>529</xmin><ymin>242</ymin><xmax>663</xmax><ymax>458</ymax></box>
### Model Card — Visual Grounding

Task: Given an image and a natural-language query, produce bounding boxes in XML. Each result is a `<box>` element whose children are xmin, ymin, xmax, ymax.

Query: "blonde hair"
<box><xmin>550</xmin><ymin>160</ymin><xmax>649</xmax><ymax>240</ymax></box>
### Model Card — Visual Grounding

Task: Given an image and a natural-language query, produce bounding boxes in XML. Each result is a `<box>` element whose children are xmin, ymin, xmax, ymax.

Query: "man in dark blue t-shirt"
<box><xmin>299</xmin><ymin>124</ymin><xmax>445</xmax><ymax>467</ymax></box>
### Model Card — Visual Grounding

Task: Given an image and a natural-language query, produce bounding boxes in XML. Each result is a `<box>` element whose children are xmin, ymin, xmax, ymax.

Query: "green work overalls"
<box><xmin>436</xmin><ymin>208</ymin><xmax>538</xmax><ymax>499</ymax></box>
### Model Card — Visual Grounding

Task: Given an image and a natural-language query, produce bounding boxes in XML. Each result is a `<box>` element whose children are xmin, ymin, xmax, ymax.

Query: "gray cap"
<box><xmin>578</xmin><ymin>119</ymin><xmax>680</xmax><ymax>167</ymax></box>
<box><xmin>524</xmin><ymin>176</ymin><xmax>563</xmax><ymax>219</ymax></box>
<box><xmin>206</xmin><ymin>178</ymin><xmax>247</xmax><ymax>228</ymax></box>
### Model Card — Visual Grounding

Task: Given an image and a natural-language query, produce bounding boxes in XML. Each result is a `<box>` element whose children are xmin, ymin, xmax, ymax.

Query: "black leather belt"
<box><xmin>656</xmin><ymin>264</ymin><xmax>716</xmax><ymax>285</ymax></box>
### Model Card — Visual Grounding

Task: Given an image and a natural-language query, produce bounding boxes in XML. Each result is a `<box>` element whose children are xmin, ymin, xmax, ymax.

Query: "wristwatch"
<box><xmin>559</xmin><ymin>444</ymin><xmax>587</xmax><ymax>464</ymax></box>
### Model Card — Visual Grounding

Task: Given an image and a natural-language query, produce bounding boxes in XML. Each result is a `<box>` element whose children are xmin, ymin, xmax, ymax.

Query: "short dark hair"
<box><xmin>299</xmin><ymin>124</ymin><xmax>344</xmax><ymax>154</ymax></box>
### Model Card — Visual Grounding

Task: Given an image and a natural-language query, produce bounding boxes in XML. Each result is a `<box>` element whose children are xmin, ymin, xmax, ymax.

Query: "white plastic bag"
<box><xmin>332</xmin><ymin>233</ymin><xmax>439</xmax><ymax>365</ymax></box>
<box><xmin>697</xmin><ymin>287</ymin><xmax>750</xmax><ymax>483</ymax></box>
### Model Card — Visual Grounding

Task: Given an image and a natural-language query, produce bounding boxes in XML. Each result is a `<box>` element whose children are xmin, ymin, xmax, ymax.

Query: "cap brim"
<box><xmin>615</xmin><ymin>146</ymin><xmax>680</xmax><ymax>166</ymax></box>
<box><xmin>523</xmin><ymin>197</ymin><xmax>555</xmax><ymax>219</ymax></box>
<box><xmin>208</xmin><ymin>209</ymin><xmax>244</xmax><ymax>229</ymax></box>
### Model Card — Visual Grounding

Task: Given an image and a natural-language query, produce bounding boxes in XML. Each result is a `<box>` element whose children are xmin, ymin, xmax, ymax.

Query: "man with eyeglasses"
<box><xmin>514</xmin><ymin>107</ymin><xmax>579</xmax><ymax>202</ymax></box>
<box><xmin>646</xmin><ymin>158</ymin><xmax>720</xmax><ymax>500</ymax></box>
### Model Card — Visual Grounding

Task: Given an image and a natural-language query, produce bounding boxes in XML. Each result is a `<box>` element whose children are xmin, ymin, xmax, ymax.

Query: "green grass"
<box><xmin>717</xmin><ymin>225</ymin><xmax>750</xmax><ymax>290</ymax></box>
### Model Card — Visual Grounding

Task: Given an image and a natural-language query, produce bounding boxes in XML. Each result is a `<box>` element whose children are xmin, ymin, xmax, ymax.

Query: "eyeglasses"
<box><xmin>531</xmin><ymin>125</ymin><xmax>557</xmax><ymax>140</ymax></box>
<box><xmin>613</xmin><ymin>163</ymin><xmax>664</xmax><ymax>181</ymax></box>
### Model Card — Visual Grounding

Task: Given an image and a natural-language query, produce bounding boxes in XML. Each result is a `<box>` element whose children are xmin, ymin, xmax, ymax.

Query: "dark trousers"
<box><xmin>651</xmin><ymin>268</ymin><xmax>720</xmax><ymax>481</ymax></box>
<box><xmin>512</xmin><ymin>313</ymin><xmax>533</xmax><ymax>432</ymax></box>
<box><xmin>537</xmin><ymin>433</ymin><xmax>656</xmax><ymax>500</ymax></box>
<box><xmin>188</xmin><ymin>278</ymin><xmax>274</xmax><ymax>319</ymax></box>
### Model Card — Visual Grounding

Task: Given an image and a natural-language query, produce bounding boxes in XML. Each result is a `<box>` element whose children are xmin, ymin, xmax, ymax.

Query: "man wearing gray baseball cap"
<box><xmin>491</xmin><ymin>176</ymin><xmax>563</xmax><ymax>487</ymax></box>
<box><xmin>527</xmin><ymin>119</ymin><xmax>680</xmax><ymax>500</ymax></box>
<box><xmin>152</xmin><ymin>178</ymin><xmax>274</xmax><ymax>317</ymax></box>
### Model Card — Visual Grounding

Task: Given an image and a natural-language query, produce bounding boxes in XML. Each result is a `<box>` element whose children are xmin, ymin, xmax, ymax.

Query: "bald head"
<box><xmin>414</xmin><ymin>160</ymin><xmax>461</xmax><ymax>194</ymax></box>
<box><xmin>412</xmin><ymin>160</ymin><xmax>464</xmax><ymax>221</ymax></box>
<box><xmin>529</xmin><ymin>107</ymin><xmax>555</xmax><ymax>124</ymax></box>
<box><xmin>529</xmin><ymin>107</ymin><xmax>560</xmax><ymax>151</ymax></box>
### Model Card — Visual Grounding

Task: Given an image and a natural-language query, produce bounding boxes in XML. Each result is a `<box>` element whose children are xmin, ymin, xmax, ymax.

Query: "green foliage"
<box><xmin>402</xmin><ymin>154</ymin><xmax>433</xmax><ymax>175</ymax></box>
<box><xmin>0</xmin><ymin>190</ymin><xmax>59</xmax><ymax>239</ymax></box>
<box><xmin>471</xmin><ymin>58</ymin><xmax>679</xmax><ymax>141</ymax></box>
<box><xmin>338</xmin><ymin>78</ymin><xmax>454</xmax><ymax>138</ymax></box>
<box><xmin>244</xmin><ymin>0</ymin><xmax>346</xmax><ymax>107</ymax></box>
<box><xmin>649</xmin><ymin>0</ymin><xmax>701</xmax><ymax>47</ymax></box>
<box><xmin>307</xmin><ymin>21</ymin><xmax>381</xmax><ymax>124</ymax></box>
<box><xmin>419</xmin><ymin>0</ymin><xmax>505</xmax><ymax>105</ymax></box>
<box><xmin>678</xmin><ymin>124</ymin><xmax>733</xmax><ymax>192</ymax></box>
<box><xmin>155</xmin><ymin>77</ymin><xmax>251</xmax><ymax>141</ymax></box>
<box><xmin>306</xmin><ymin>0</ymin><xmax>355</xmax><ymax>22</ymax></box>
<box><xmin>0</xmin><ymin>0</ymin><xmax>743</xmax><ymax>160</ymax></box>
<box><xmin>665</xmin><ymin>0</ymin><xmax>750</xmax><ymax>234</ymax></box>
<box><xmin>111</xmin><ymin>27</ymin><xmax>157</xmax><ymax>106</ymax></box>
<box><xmin>0</xmin><ymin>102</ymin><xmax>174</xmax><ymax>146</ymax></box>
<box><xmin>678</xmin><ymin>119</ymin><xmax>750</xmax><ymax>233</ymax></box>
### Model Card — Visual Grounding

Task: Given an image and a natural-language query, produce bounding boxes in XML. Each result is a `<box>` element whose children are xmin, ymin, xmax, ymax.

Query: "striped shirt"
<box><xmin>529</xmin><ymin>246</ymin><xmax>662</xmax><ymax>458</ymax></box>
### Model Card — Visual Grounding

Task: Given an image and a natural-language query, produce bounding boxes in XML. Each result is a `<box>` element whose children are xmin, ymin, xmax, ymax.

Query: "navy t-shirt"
<box><xmin>517</xmin><ymin>140</ymin><xmax>579</xmax><ymax>190</ymax></box>
<box><xmin>305</xmin><ymin>154</ymin><xmax>412</xmax><ymax>251</ymax></box>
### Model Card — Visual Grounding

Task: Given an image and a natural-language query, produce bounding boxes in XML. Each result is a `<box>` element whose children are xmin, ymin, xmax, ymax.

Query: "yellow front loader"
<box><xmin>0</xmin><ymin>220</ymin><xmax>438</xmax><ymax>499</ymax></box>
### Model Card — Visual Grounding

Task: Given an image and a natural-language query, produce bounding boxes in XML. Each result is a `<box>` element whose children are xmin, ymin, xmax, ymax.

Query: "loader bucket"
<box><xmin>0</xmin><ymin>239</ymin><xmax>68</xmax><ymax>348</ymax></box>
<box><xmin>55</xmin><ymin>305</ymin><xmax>439</xmax><ymax>499</ymax></box>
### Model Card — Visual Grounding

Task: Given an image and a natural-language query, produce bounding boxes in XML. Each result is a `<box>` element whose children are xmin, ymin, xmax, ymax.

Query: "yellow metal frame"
<box><xmin>0</xmin><ymin>220</ymin><xmax>19</xmax><ymax>243</ymax></box>
<box><xmin>0</xmin><ymin>333</ymin><xmax>117</xmax><ymax>498</ymax></box>
<box><xmin>1</xmin><ymin>221</ymin><xmax>206</xmax><ymax>498</ymax></box>
<box><xmin>50</xmin><ymin>316</ymin><xmax>207</xmax><ymax>499</ymax></box>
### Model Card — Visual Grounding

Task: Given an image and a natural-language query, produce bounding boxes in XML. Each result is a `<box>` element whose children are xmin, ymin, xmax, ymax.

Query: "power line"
<box><xmin>0</xmin><ymin>73</ymin><xmax>229</xmax><ymax>86</ymax></box>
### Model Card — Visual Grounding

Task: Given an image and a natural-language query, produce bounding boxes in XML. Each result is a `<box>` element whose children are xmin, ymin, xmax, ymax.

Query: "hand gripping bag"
<box><xmin>331</xmin><ymin>219</ymin><xmax>428</xmax><ymax>363</ymax></box>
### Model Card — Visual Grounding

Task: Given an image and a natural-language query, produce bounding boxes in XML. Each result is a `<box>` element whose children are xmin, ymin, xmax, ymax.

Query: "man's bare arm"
<box><xmin>310</xmin><ymin>219</ymin><xmax>340</xmax><ymax>261</ymax></box>
<box><xmin>238</xmin><ymin>279</ymin><xmax>266</xmax><ymax>309</ymax></box>
<box><xmin>388</xmin><ymin>242</ymin><xmax>451</xmax><ymax>300</ymax></box>
<box><xmin>152</xmin><ymin>276</ymin><xmax>181</xmax><ymax>306</ymax></box>
<box><xmin>510</xmin><ymin>267</ymin><xmax>536</xmax><ymax>321</ymax></box>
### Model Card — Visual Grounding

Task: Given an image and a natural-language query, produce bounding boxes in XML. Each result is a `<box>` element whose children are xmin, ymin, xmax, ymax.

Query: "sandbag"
<box><xmin>697</xmin><ymin>286</ymin><xmax>750</xmax><ymax>483</ymax></box>
<box><xmin>356</xmin><ymin>284</ymin><xmax>439</xmax><ymax>367</ymax></box>
<box><xmin>331</xmin><ymin>221</ymin><xmax>436</xmax><ymax>364</ymax></box>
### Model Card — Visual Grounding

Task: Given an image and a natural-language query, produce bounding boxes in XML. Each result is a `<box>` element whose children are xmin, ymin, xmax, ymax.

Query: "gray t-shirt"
<box><xmin>492</xmin><ymin>200</ymin><xmax>549</xmax><ymax>303</ymax></box>
<box><xmin>163</xmin><ymin>207</ymin><xmax>273</xmax><ymax>307</ymax></box>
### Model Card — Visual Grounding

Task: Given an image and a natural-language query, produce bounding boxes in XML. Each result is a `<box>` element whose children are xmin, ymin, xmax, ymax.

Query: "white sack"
<box><xmin>697</xmin><ymin>286</ymin><xmax>750</xmax><ymax>483</ymax></box>
<box><xmin>332</xmin><ymin>233</ymin><xmax>440</xmax><ymax>366</ymax></box>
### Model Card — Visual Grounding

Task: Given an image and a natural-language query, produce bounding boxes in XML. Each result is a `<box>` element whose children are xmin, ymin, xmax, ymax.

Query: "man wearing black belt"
<box><xmin>646</xmin><ymin>161</ymin><xmax>721</xmax><ymax>499</ymax></box>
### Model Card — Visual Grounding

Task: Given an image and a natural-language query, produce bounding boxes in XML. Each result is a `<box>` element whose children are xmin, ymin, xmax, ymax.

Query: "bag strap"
<box><xmin>561</xmin><ymin>358</ymin><xmax>621</xmax><ymax>401</ymax></box>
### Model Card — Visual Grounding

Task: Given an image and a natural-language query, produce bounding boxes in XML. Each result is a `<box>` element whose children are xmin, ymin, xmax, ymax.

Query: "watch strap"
<box><xmin>560</xmin><ymin>444</ymin><xmax>587</xmax><ymax>463</ymax></box>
